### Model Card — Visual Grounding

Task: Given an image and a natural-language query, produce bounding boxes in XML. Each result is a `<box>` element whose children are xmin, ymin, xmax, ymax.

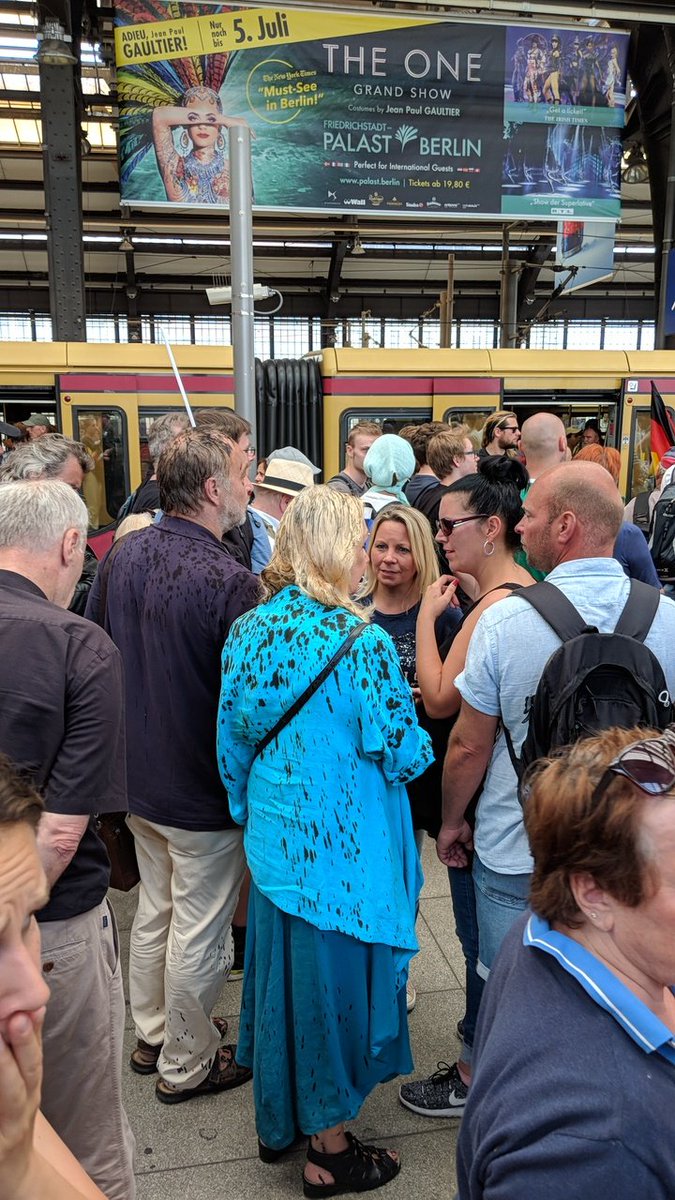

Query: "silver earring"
<box><xmin>483</xmin><ymin>540</ymin><xmax>495</xmax><ymax>557</ymax></box>
<box><xmin>216</xmin><ymin>131</ymin><xmax>226</xmax><ymax>152</ymax></box>
<box><xmin>590</xmin><ymin>912</ymin><xmax>598</xmax><ymax>919</ymax></box>
<box><xmin>180</xmin><ymin>129</ymin><xmax>190</xmax><ymax>154</ymax></box>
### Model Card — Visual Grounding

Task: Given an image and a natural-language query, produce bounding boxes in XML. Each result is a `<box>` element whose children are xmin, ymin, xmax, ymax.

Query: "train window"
<box><xmin>628</xmin><ymin>407</ymin><xmax>652</xmax><ymax>502</ymax></box>
<box><xmin>443</xmin><ymin>409</ymin><xmax>492</xmax><ymax>439</ymax></box>
<box><xmin>73</xmin><ymin>407</ymin><xmax>128</xmax><ymax>529</ymax></box>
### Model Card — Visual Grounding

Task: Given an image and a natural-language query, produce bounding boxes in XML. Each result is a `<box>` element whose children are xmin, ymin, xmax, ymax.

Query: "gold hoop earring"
<box><xmin>483</xmin><ymin>540</ymin><xmax>495</xmax><ymax>557</ymax></box>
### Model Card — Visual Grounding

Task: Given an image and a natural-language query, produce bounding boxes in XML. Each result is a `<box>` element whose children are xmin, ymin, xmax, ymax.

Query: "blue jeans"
<box><xmin>447</xmin><ymin>864</ymin><xmax>484</xmax><ymax>1065</ymax></box>
<box><xmin>472</xmin><ymin>855</ymin><xmax>531</xmax><ymax>980</ymax></box>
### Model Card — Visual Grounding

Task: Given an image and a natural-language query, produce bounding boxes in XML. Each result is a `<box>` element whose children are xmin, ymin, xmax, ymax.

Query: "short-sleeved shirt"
<box><xmin>456</xmin><ymin>914</ymin><xmax>675</xmax><ymax>1200</ymax></box>
<box><xmin>0</xmin><ymin>570</ymin><xmax>127</xmax><ymax>922</ymax></box>
<box><xmin>455</xmin><ymin>558</ymin><xmax>675</xmax><ymax>875</ymax></box>
<box><xmin>91</xmin><ymin>516</ymin><xmax>260</xmax><ymax>831</ymax></box>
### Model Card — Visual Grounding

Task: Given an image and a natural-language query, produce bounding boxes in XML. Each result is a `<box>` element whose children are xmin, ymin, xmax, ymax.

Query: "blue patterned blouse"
<box><xmin>217</xmin><ymin>586</ymin><xmax>433</xmax><ymax>962</ymax></box>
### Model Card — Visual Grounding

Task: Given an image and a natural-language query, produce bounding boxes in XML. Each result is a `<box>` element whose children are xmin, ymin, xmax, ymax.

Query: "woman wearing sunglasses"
<box><xmin>399</xmin><ymin>456</ymin><xmax>532</xmax><ymax>1118</ymax></box>
<box><xmin>457</xmin><ymin>724</ymin><xmax>675</xmax><ymax>1199</ymax></box>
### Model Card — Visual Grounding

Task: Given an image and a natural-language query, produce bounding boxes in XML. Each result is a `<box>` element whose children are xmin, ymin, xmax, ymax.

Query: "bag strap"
<box><xmin>613</xmin><ymin>578</ymin><xmax>660</xmax><ymax>642</ymax></box>
<box><xmin>516</xmin><ymin>581</ymin><xmax>593</xmax><ymax>641</ymax></box>
<box><xmin>462</xmin><ymin>581</ymin><xmax>522</xmax><ymax>622</ymax></box>
<box><xmin>253</xmin><ymin>622</ymin><xmax>369</xmax><ymax>760</ymax></box>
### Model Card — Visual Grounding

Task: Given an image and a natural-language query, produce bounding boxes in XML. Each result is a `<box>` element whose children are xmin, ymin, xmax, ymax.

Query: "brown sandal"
<box><xmin>129</xmin><ymin>1016</ymin><xmax>228</xmax><ymax>1075</ymax></box>
<box><xmin>155</xmin><ymin>1044</ymin><xmax>252</xmax><ymax>1105</ymax></box>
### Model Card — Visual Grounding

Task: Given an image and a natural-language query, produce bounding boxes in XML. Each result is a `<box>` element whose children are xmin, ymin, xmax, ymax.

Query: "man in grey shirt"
<box><xmin>326</xmin><ymin>420</ymin><xmax>382</xmax><ymax>496</ymax></box>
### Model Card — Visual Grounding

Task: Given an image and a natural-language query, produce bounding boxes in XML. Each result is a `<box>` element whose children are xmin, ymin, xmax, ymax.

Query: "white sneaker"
<box><xmin>406</xmin><ymin>982</ymin><xmax>417</xmax><ymax>1013</ymax></box>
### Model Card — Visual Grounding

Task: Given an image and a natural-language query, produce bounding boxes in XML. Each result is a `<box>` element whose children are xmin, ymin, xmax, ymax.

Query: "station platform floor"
<box><xmin>112</xmin><ymin>837</ymin><xmax>462</xmax><ymax>1200</ymax></box>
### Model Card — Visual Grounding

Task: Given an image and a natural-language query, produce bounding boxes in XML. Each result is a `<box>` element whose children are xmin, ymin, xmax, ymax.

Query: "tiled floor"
<box><xmin>112</xmin><ymin>839</ymin><xmax>463</xmax><ymax>1199</ymax></box>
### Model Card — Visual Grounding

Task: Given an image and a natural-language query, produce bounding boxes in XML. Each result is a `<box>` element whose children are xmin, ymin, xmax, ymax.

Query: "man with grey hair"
<box><xmin>0</xmin><ymin>431</ymin><xmax>94</xmax><ymax>486</ymax></box>
<box><xmin>0</xmin><ymin>480</ymin><xmax>135</xmax><ymax>1199</ymax></box>
<box><xmin>0</xmin><ymin>433</ymin><xmax>98</xmax><ymax>615</ymax></box>
<box><xmin>87</xmin><ymin>428</ymin><xmax>259</xmax><ymax>1105</ymax></box>
<box><xmin>117</xmin><ymin>410</ymin><xmax>191</xmax><ymax>522</ymax></box>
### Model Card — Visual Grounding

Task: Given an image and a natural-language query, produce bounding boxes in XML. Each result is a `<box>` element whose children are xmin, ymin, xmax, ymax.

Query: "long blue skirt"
<box><xmin>236</xmin><ymin>883</ymin><xmax>413</xmax><ymax>1150</ymax></box>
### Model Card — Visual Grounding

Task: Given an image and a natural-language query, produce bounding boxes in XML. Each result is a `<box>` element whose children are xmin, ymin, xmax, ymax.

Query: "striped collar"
<box><xmin>524</xmin><ymin>913</ymin><xmax>675</xmax><ymax>1063</ymax></box>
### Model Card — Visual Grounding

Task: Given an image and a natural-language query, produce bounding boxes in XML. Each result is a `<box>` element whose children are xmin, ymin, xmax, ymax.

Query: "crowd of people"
<box><xmin>1</xmin><ymin>404</ymin><xmax>674</xmax><ymax>1200</ymax></box>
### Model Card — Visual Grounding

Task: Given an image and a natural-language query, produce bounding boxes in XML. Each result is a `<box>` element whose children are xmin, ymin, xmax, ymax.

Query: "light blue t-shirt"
<box><xmin>455</xmin><ymin>558</ymin><xmax>675</xmax><ymax>875</ymax></box>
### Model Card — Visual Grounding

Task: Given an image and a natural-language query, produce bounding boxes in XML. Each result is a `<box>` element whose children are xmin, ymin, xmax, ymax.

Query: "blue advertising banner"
<box><xmin>556</xmin><ymin>220</ymin><xmax>616</xmax><ymax>292</ymax></box>
<box><xmin>114</xmin><ymin>4</ymin><xmax>629</xmax><ymax>221</ymax></box>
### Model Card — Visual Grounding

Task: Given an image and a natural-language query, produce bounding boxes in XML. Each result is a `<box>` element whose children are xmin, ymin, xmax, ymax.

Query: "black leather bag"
<box><xmin>96</xmin><ymin>812</ymin><xmax>139</xmax><ymax>892</ymax></box>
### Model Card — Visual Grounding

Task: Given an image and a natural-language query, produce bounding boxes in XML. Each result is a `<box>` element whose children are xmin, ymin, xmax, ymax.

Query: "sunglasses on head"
<box><xmin>436</xmin><ymin>514</ymin><xmax>488</xmax><ymax>536</ymax></box>
<box><xmin>591</xmin><ymin>725</ymin><xmax>675</xmax><ymax>806</ymax></box>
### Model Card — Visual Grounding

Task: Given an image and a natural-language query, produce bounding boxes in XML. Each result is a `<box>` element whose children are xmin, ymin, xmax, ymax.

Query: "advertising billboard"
<box><xmin>556</xmin><ymin>220</ymin><xmax>616</xmax><ymax>292</ymax></box>
<box><xmin>115</xmin><ymin>4</ymin><xmax>629</xmax><ymax>221</ymax></box>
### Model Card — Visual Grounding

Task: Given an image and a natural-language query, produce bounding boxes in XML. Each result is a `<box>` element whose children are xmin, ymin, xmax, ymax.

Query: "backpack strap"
<box><xmin>516</xmin><ymin>581</ymin><xmax>593</xmax><ymax>641</ymax></box>
<box><xmin>613</xmin><ymin>578</ymin><xmax>660</xmax><ymax>642</ymax></box>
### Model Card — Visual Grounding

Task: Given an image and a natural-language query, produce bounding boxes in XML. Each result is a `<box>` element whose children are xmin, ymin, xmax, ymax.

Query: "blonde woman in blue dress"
<box><xmin>217</xmin><ymin>486</ymin><xmax>432</xmax><ymax>1198</ymax></box>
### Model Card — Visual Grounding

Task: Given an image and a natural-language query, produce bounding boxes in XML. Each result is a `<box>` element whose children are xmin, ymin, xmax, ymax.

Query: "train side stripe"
<box><xmin>59</xmin><ymin>373</ymin><xmax>234</xmax><ymax>393</ymax></box>
<box><xmin>322</xmin><ymin>376</ymin><xmax>501</xmax><ymax>396</ymax></box>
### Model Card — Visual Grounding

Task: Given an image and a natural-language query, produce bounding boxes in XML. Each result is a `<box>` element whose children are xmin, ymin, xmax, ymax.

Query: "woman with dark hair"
<box><xmin>399</xmin><ymin>456</ymin><xmax>532</xmax><ymax>1119</ymax></box>
<box><xmin>457</xmin><ymin>725</ymin><xmax>675</xmax><ymax>1199</ymax></box>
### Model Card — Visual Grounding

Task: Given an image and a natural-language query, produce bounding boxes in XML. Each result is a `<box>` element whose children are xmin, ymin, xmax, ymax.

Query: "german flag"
<box><xmin>651</xmin><ymin>381</ymin><xmax>675</xmax><ymax>465</ymax></box>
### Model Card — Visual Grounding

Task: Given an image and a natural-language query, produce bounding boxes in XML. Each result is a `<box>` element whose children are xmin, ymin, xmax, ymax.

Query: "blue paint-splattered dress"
<box><xmin>217</xmin><ymin>586</ymin><xmax>433</xmax><ymax>1147</ymax></box>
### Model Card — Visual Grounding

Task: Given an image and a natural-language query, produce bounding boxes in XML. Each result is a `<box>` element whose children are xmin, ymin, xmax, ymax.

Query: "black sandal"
<box><xmin>303</xmin><ymin>1131</ymin><xmax>400</xmax><ymax>1198</ymax></box>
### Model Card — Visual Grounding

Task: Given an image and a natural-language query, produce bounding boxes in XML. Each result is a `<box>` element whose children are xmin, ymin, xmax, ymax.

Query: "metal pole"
<box><xmin>446</xmin><ymin>253</ymin><xmax>455</xmax><ymax>345</ymax></box>
<box><xmin>228</xmin><ymin>124</ymin><xmax>257</xmax><ymax>444</ymax></box>
<box><xmin>499</xmin><ymin>228</ymin><xmax>519</xmax><ymax>347</ymax></box>
<box><xmin>656</xmin><ymin>25</ymin><xmax>675</xmax><ymax>350</ymax></box>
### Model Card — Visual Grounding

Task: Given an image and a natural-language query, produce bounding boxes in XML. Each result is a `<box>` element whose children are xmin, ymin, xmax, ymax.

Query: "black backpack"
<box><xmin>632</xmin><ymin>489</ymin><xmax>652</xmax><ymax>540</ymax></box>
<box><xmin>504</xmin><ymin>579</ymin><xmax>673</xmax><ymax>796</ymax></box>
<box><xmin>649</xmin><ymin>482</ymin><xmax>675</xmax><ymax>582</ymax></box>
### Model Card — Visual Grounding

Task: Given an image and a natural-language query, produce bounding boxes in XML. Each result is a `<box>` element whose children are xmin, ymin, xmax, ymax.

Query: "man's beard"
<box><xmin>219</xmin><ymin>493</ymin><xmax>248</xmax><ymax>534</ymax></box>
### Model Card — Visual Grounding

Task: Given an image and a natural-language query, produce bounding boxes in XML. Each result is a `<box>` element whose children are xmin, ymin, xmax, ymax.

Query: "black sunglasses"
<box><xmin>436</xmin><ymin>514</ymin><xmax>488</xmax><ymax>536</ymax></box>
<box><xmin>591</xmin><ymin>725</ymin><xmax>675</xmax><ymax>805</ymax></box>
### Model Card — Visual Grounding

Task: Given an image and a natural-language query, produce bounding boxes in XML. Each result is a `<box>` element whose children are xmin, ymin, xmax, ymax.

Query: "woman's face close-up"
<box><xmin>185</xmin><ymin>101</ymin><xmax>220</xmax><ymax>150</ymax></box>
<box><xmin>436</xmin><ymin>495</ymin><xmax>485</xmax><ymax>573</ymax></box>
<box><xmin>370</xmin><ymin>520</ymin><xmax>417</xmax><ymax>593</ymax></box>
<box><xmin>0</xmin><ymin>822</ymin><xmax>50</xmax><ymax>1042</ymax></box>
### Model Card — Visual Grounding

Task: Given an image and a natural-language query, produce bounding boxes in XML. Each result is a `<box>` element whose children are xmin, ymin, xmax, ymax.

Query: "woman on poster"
<box><xmin>152</xmin><ymin>85</ymin><xmax>248</xmax><ymax>204</ymax></box>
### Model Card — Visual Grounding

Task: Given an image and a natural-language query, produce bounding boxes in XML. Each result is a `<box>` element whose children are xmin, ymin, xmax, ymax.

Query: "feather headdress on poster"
<box><xmin>116</xmin><ymin>0</ymin><xmax>234</xmax><ymax>186</ymax></box>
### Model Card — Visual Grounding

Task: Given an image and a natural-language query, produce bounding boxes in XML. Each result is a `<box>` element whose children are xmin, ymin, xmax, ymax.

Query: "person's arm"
<box><xmin>415</xmin><ymin>576</ymin><xmax>458</xmax><ymax>716</ymax></box>
<box><xmin>152</xmin><ymin>107</ymin><xmax>186</xmax><ymax>202</ymax></box>
<box><xmin>35</xmin><ymin>815</ymin><xmax>88</xmax><ymax>888</ymax></box>
<box><xmin>0</xmin><ymin>1015</ymin><xmax>106</xmax><ymax>1200</ymax></box>
<box><xmin>32</xmin><ymin>1114</ymin><xmax>107</xmax><ymax>1200</ymax></box>
<box><xmin>417</xmin><ymin>587</ymin><xmax>512</xmax><ymax>719</ymax></box>
<box><xmin>437</xmin><ymin>702</ymin><xmax>498</xmax><ymax>867</ymax></box>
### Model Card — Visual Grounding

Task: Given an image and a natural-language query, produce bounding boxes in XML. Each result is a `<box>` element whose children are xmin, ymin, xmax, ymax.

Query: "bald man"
<box><xmin>437</xmin><ymin>461</ymin><xmax>675</xmax><ymax>992</ymax></box>
<box><xmin>519</xmin><ymin>412</ymin><xmax>567</xmax><ymax>482</ymax></box>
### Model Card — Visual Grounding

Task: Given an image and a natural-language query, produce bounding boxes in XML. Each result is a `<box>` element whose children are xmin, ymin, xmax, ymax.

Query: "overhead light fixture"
<box><xmin>350</xmin><ymin>235</ymin><xmax>366</xmax><ymax>256</ymax></box>
<box><xmin>35</xmin><ymin>19</ymin><xmax>77</xmax><ymax>66</ymax></box>
<box><xmin>621</xmin><ymin>143</ymin><xmax>649</xmax><ymax>185</ymax></box>
<box><xmin>118</xmin><ymin>235</ymin><xmax>134</xmax><ymax>253</ymax></box>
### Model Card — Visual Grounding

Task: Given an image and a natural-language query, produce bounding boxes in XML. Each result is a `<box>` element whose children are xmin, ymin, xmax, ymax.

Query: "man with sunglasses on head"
<box><xmin>437</xmin><ymin>462</ymin><xmax>675</xmax><ymax>1013</ymax></box>
<box><xmin>479</xmin><ymin>411</ymin><xmax>521</xmax><ymax>459</ymax></box>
